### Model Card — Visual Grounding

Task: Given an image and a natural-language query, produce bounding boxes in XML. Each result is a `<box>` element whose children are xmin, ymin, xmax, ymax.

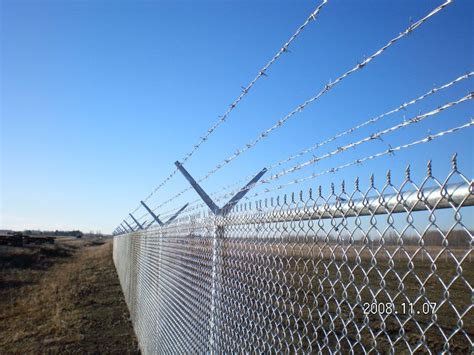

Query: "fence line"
<box><xmin>131</xmin><ymin>0</ymin><xmax>453</xmax><ymax>223</ymax></box>
<box><xmin>114</xmin><ymin>156</ymin><xmax>473</xmax><ymax>353</ymax></box>
<box><xmin>144</xmin><ymin>116</ymin><xmax>473</xmax><ymax>227</ymax></box>
<box><xmin>112</xmin><ymin>1</ymin><xmax>473</xmax><ymax>352</ymax></box>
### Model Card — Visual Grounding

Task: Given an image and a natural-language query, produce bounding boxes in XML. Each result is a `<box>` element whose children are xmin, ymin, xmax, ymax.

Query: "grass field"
<box><xmin>0</xmin><ymin>238</ymin><xmax>139</xmax><ymax>353</ymax></box>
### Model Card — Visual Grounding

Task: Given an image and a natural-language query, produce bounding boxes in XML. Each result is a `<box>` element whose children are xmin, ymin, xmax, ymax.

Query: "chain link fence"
<box><xmin>113</xmin><ymin>158</ymin><xmax>473</xmax><ymax>354</ymax></box>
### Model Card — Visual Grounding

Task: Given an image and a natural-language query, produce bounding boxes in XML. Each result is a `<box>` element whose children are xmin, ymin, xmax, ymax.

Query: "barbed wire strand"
<box><xmin>233</xmin><ymin>119</ymin><xmax>474</xmax><ymax>202</ymax></box>
<box><xmin>151</xmin><ymin>118</ymin><xmax>474</xmax><ymax>219</ymax></box>
<box><xmin>144</xmin><ymin>0</ymin><xmax>453</xmax><ymax>218</ymax></box>
<box><xmin>151</xmin><ymin>92</ymin><xmax>472</xmax><ymax>220</ymax></box>
<box><xmin>193</xmin><ymin>0</ymin><xmax>453</xmax><ymax>183</ymax></box>
<box><xmin>199</xmin><ymin>71</ymin><xmax>474</xmax><ymax>199</ymax></box>
<box><xmin>129</xmin><ymin>0</ymin><xmax>330</xmax><ymax>215</ymax></box>
<box><xmin>209</xmin><ymin>93</ymin><xmax>472</xmax><ymax>203</ymax></box>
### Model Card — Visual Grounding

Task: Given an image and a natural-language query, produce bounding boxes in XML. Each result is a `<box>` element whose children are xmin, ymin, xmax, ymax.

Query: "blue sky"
<box><xmin>1</xmin><ymin>0</ymin><xmax>473</xmax><ymax>233</ymax></box>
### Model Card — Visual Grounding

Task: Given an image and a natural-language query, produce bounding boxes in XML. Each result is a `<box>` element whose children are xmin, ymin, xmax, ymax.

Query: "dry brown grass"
<box><xmin>0</xmin><ymin>239</ymin><xmax>139</xmax><ymax>353</ymax></box>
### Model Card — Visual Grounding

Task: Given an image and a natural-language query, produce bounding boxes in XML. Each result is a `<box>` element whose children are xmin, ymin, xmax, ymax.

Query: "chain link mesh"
<box><xmin>113</xmin><ymin>158</ymin><xmax>473</xmax><ymax>354</ymax></box>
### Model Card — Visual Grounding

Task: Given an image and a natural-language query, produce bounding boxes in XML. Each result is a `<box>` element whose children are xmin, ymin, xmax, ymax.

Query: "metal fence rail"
<box><xmin>113</xmin><ymin>159</ymin><xmax>473</xmax><ymax>354</ymax></box>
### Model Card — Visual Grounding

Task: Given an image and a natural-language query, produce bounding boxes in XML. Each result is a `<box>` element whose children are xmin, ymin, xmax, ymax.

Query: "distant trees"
<box><xmin>24</xmin><ymin>230</ymin><xmax>84</xmax><ymax>237</ymax></box>
<box><xmin>367</xmin><ymin>229</ymin><xmax>470</xmax><ymax>247</ymax></box>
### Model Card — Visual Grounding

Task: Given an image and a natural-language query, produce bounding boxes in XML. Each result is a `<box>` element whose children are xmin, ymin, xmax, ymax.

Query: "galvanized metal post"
<box><xmin>209</xmin><ymin>221</ymin><xmax>223</xmax><ymax>352</ymax></box>
<box><xmin>174</xmin><ymin>161</ymin><xmax>267</xmax><ymax>353</ymax></box>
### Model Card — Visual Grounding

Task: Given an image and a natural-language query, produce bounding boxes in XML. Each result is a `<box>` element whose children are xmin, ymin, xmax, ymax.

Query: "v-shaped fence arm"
<box><xmin>165</xmin><ymin>203</ymin><xmax>189</xmax><ymax>225</ymax></box>
<box><xmin>123</xmin><ymin>220</ymin><xmax>135</xmax><ymax>233</ymax></box>
<box><xmin>141</xmin><ymin>201</ymin><xmax>189</xmax><ymax>227</ymax></box>
<box><xmin>129</xmin><ymin>213</ymin><xmax>144</xmax><ymax>230</ymax></box>
<box><xmin>174</xmin><ymin>162</ymin><xmax>220</xmax><ymax>215</ymax></box>
<box><xmin>141</xmin><ymin>200</ymin><xmax>164</xmax><ymax>226</ymax></box>
<box><xmin>175</xmin><ymin>161</ymin><xmax>267</xmax><ymax>216</ymax></box>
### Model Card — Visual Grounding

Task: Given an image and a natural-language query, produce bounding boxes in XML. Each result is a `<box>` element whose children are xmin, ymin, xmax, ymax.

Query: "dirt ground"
<box><xmin>0</xmin><ymin>238</ymin><xmax>139</xmax><ymax>354</ymax></box>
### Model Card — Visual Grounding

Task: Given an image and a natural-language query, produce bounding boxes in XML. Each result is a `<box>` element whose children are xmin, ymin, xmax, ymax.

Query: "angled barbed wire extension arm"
<box><xmin>175</xmin><ymin>161</ymin><xmax>267</xmax><ymax>216</ymax></box>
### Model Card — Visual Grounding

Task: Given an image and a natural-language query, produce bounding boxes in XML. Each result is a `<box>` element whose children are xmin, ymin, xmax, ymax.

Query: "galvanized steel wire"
<box><xmin>211</xmin><ymin>72</ymin><xmax>474</xmax><ymax>198</ymax></box>
<box><xmin>141</xmin><ymin>0</ymin><xmax>455</xmax><ymax>218</ymax></box>
<box><xmin>130</xmin><ymin>0</ymin><xmax>330</xmax><ymax>213</ymax></box>
<box><xmin>114</xmin><ymin>153</ymin><xmax>473</xmax><ymax>353</ymax></box>
<box><xmin>113</xmin><ymin>2</ymin><xmax>474</xmax><ymax>352</ymax></box>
